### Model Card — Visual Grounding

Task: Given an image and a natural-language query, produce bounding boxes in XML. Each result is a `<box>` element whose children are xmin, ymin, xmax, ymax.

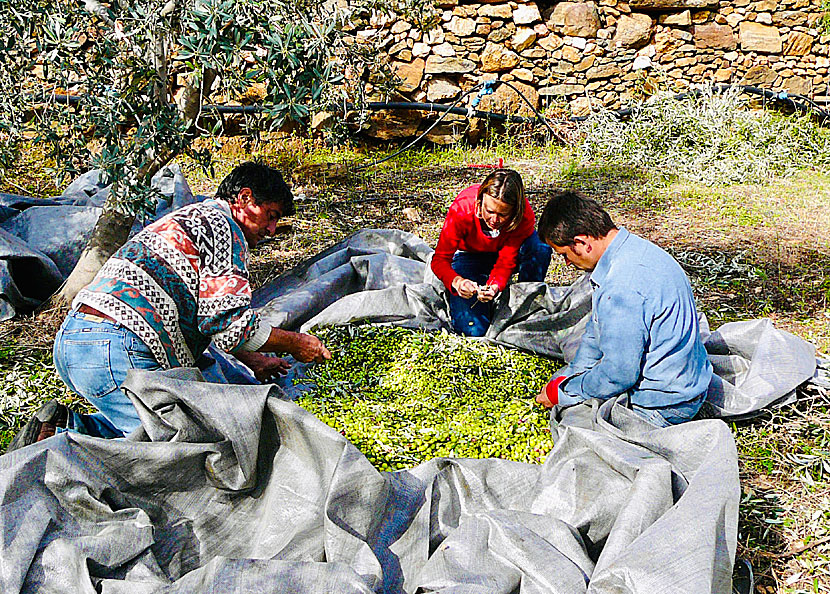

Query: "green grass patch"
<box><xmin>297</xmin><ymin>326</ymin><xmax>560</xmax><ymax>471</ymax></box>
<box><xmin>0</xmin><ymin>344</ymin><xmax>78</xmax><ymax>452</ymax></box>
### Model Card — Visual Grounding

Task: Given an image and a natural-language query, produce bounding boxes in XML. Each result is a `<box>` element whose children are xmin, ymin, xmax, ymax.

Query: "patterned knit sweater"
<box><xmin>74</xmin><ymin>200</ymin><xmax>271</xmax><ymax>369</ymax></box>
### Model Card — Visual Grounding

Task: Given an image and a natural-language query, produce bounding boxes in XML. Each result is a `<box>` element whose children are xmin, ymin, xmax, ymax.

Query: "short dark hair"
<box><xmin>537</xmin><ymin>189</ymin><xmax>616</xmax><ymax>246</ymax></box>
<box><xmin>477</xmin><ymin>169</ymin><xmax>526</xmax><ymax>232</ymax></box>
<box><xmin>215</xmin><ymin>161</ymin><xmax>295</xmax><ymax>216</ymax></box>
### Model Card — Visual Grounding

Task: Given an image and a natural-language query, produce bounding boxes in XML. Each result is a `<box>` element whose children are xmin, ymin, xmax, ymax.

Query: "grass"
<box><xmin>1</xmin><ymin>98</ymin><xmax>830</xmax><ymax>590</ymax></box>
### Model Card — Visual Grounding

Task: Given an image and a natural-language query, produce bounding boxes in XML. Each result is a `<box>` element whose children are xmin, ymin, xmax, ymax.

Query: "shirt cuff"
<box><xmin>545</xmin><ymin>376</ymin><xmax>568</xmax><ymax>405</ymax></box>
<box><xmin>554</xmin><ymin>373</ymin><xmax>586</xmax><ymax>408</ymax></box>
<box><xmin>237</xmin><ymin>321</ymin><xmax>272</xmax><ymax>352</ymax></box>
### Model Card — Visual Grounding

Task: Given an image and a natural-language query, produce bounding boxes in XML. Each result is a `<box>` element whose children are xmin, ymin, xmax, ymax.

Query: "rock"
<box><xmin>714</xmin><ymin>68</ymin><xmax>732</xmax><ymax>82</ymax></box>
<box><xmin>550</xmin><ymin>2</ymin><xmax>601</xmax><ymax>37</ymax></box>
<box><xmin>632</xmin><ymin>55</ymin><xmax>652</xmax><ymax>69</ymax></box>
<box><xmin>725</xmin><ymin>13</ymin><xmax>743</xmax><ymax>28</ymax></box>
<box><xmin>311</xmin><ymin>111</ymin><xmax>334</xmax><ymax>131</ymax></box>
<box><xmin>513</xmin><ymin>4</ymin><xmax>542</xmax><ymax>26</ymax></box>
<box><xmin>638</xmin><ymin>44</ymin><xmax>656</xmax><ymax>57</ymax></box>
<box><xmin>784</xmin><ymin>76</ymin><xmax>811</xmax><ymax>95</ymax></box>
<box><xmin>629</xmin><ymin>0</ymin><xmax>717</xmax><ymax>7</ymax></box>
<box><xmin>659</xmin><ymin>10</ymin><xmax>691</xmax><ymax>26</ymax></box>
<box><xmin>538</xmin><ymin>34</ymin><xmax>563</xmax><ymax>52</ymax></box>
<box><xmin>740</xmin><ymin>64</ymin><xmax>777</xmax><ymax>86</ymax></box>
<box><xmin>412</xmin><ymin>42</ymin><xmax>431</xmax><ymax>57</ymax></box>
<box><xmin>391</xmin><ymin>21</ymin><xmax>410</xmax><ymax>35</ymax></box>
<box><xmin>426</xmin><ymin>77</ymin><xmax>462</xmax><ymax>101</ymax></box>
<box><xmin>586</xmin><ymin>64</ymin><xmax>623</xmax><ymax>80</ymax></box>
<box><xmin>614</xmin><ymin>13</ymin><xmax>654</xmax><ymax>48</ymax></box>
<box><xmin>654</xmin><ymin>30</ymin><xmax>683</xmax><ymax>53</ymax></box>
<box><xmin>464</xmin><ymin>38</ymin><xmax>486</xmax><ymax>52</ymax></box>
<box><xmin>562</xmin><ymin>45</ymin><xmax>581</xmax><ymax>63</ymax></box>
<box><xmin>424</xmin><ymin>55</ymin><xmax>476</xmax><ymax>74</ymax></box>
<box><xmin>479</xmin><ymin>4</ymin><xmax>513</xmax><ymax>19</ymax></box>
<box><xmin>365</xmin><ymin>110</ymin><xmax>422</xmax><ymax>140</ymax></box>
<box><xmin>694</xmin><ymin>23</ymin><xmax>737</xmax><ymax>50</ymax></box>
<box><xmin>434</xmin><ymin>42</ymin><xmax>457</xmax><ymax>57</ymax></box>
<box><xmin>755</xmin><ymin>13</ymin><xmax>772</xmax><ymax>25</ymax></box>
<box><xmin>739</xmin><ymin>21</ymin><xmax>782</xmax><ymax>53</ymax></box>
<box><xmin>397</xmin><ymin>50</ymin><xmax>413</xmax><ymax>62</ymax></box>
<box><xmin>425</xmin><ymin>122</ymin><xmax>465</xmax><ymax>146</ymax></box>
<box><xmin>783</xmin><ymin>31</ymin><xmax>813</xmax><ymax>56</ymax></box>
<box><xmin>539</xmin><ymin>83</ymin><xmax>585</xmax><ymax>96</ymax></box>
<box><xmin>575</xmin><ymin>55</ymin><xmax>597</xmax><ymax>71</ymax></box>
<box><xmin>569</xmin><ymin>96</ymin><xmax>599</xmax><ymax>117</ymax></box>
<box><xmin>567</xmin><ymin>36</ymin><xmax>588</xmax><ymax>50</ymax></box>
<box><xmin>773</xmin><ymin>11</ymin><xmax>808</xmax><ymax>28</ymax></box>
<box><xmin>402</xmin><ymin>207</ymin><xmax>422</xmax><ymax>223</ymax></box>
<box><xmin>480</xmin><ymin>42</ymin><xmax>521</xmax><ymax>72</ymax></box>
<box><xmin>425</xmin><ymin>28</ymin><xmax>445</xmax><ymax>45</ymax></box>
<box><xmin>511</xmin><ymin>28</ymin><xmax>538</xmax><ymax>52</ymax></box>
<box><xmin>488</xmin><ymin>25</ymin><xmax>514</xmax><ymax>43</ymax></box>
<box><xmin>513</xmin><ymin>68</ymin><xmax>534</xmax><ymax>82</ymax></box>
<box><xmin>521</xmin><ymin>48</ymin><xmax>547</xmax><ymax>58</ymax></box>
<box><xmin>391</xmin><ymin>58</ymin><xmax>425</xmax><ymax>92</ymax></box>
<box><xmin>238</xmin><ymin>82</ymin><xmax>267</xmax><ymax>103</ymax></box>
<box><xmin>389</xmin><ymin>40</ymin><xmax>409</xmax><ymax>56</ymax></box>
<box><xmin>449</xmin><ymin>16</ymin><xmax>476</xmax><ymax>36</ymax></box>
<box><xmin>477</xmin><ymin>80</ymin><xmax>540</xmax><ymax>116</ymax></box>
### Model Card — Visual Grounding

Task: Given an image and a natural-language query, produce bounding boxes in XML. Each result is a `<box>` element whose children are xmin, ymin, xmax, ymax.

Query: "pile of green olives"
<box><xmin>297</xmin><ymin>326</ymin><xmax>561</xmax><ymax>471</ymax></box>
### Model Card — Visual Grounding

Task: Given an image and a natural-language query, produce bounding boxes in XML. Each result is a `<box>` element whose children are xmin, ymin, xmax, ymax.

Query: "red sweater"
<box><xmin>431</xmin><ymin>184</ymin><xmax>535</xmax><ymax>292</ymax></box>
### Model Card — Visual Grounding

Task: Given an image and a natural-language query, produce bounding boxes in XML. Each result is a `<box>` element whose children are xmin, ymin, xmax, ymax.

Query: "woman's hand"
<box><xmin>476</xmin><ymin>284</ymin><xmax>499</xmax><ymax>302</ymax></box>
<box><xmin>451</xmin><ymin>276</ymin><xmax>478</xmax><ymax>299</ymax></box>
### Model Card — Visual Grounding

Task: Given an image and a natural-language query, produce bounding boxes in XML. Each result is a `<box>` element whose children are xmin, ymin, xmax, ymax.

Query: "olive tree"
<box><xmin>0</xmin><ymin>0</ymin><xmax>394</xmax><ymax>303</ymax></box>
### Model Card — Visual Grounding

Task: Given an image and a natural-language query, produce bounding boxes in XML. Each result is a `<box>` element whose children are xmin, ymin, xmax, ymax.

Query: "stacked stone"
<box><xmin>355</xmin><ymin>0</ymin><xmax>830</xmax><ymax>141</ymax></box>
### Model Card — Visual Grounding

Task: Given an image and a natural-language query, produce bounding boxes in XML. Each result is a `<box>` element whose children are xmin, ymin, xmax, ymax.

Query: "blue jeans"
<box><xmin>54</xmin><ymin>312</ymin><xmax>259</xmax><ymax>438</ymax></box>
<box><xmin>449</xmin><ymin>231</ymin><xmax>552</xmax><ymax>337</ymax></box>
<box><xmin>624</xmin><ymin>391</ymin><xmax>706</xmax><ymax>427</ymax></box>
<box><xmin>54</xmin><ymin>311</ymin><xmax>161</xmax><ymax>438</ymax></box>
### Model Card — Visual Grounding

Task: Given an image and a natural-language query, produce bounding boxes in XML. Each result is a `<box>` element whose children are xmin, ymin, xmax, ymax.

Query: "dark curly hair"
<box><xmin>215</xmin><ymin>161</ymin><xmax>295</xmax><ymax>216</ymax></box>
<box><xmin>537</xmin><ymin>189</ymin><xmax>616</xmax><ymax>246</ymax></box>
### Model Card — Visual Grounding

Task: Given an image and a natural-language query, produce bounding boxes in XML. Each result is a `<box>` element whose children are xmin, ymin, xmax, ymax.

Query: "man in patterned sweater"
<box><xmin>11</xmin><ymin>162</ymin><xmax>331</xmax><ymax>445</ymax></box>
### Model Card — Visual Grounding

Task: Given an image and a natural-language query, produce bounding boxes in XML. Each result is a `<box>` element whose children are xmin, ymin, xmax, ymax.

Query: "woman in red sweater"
<box><xmin>431</xmin><ymin>169</ymin><xmax>552</xmax><ymax>336</ymax></box>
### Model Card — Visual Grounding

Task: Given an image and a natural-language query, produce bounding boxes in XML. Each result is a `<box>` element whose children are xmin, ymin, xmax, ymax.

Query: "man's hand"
<box><xmin>452</xmin><ymin>276</ymin><xmax>478</xmax><ymax>299</ymax></box>
<box><xmin>260</xmin><ymin>327</ymin><xmax>333</xmax><ymax>364</ymax></box>
<box><xmin>535</xmin><ymin>388</ymin><xmax>555</xmax><ymax>408</ymax></box>
<box><xmin>234</xmin><ymin>351</ymin><xmax>291</xmax><ymax>383</ymax></box>
<box><xmin>536</xmin><ymin>376</ymin><xmax>567</xmax><ymax>409</ymax></box>
<box><xmin>290</xmin><ymin>333</ymin><xmax>332</xmax><ymax>364</ymax></box>
<box><xmin>476</xmin><ymin>284</ymin><xmax>499</xmax><ymax>303</ymax></box>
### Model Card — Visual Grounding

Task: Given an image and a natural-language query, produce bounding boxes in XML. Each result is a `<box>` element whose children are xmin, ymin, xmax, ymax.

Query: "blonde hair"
<box><xmin>475</xmin><ymin>169</ymin><xmax>525</xmax><ymax>233</ymax></box>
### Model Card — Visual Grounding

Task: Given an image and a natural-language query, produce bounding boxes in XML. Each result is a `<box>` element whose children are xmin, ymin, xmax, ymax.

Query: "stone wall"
<box><xmin>352</xmin><ymin>0</ymin><xmax>829</xmax><ymax>141</ymax></box>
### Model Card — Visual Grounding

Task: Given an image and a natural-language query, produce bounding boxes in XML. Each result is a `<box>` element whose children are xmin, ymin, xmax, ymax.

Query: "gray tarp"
<box><xmin>0</xmin><ymin>165</ymin><xmax>200</xmax><ymax>320</ymax></box>
<box><xmin>0</xmin><ymin>367</ymin><xmax>739</xmax><ymax>594</ymax></box>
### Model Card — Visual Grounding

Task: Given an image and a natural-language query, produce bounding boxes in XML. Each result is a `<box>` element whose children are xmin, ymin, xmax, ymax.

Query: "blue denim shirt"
<box><xmin>558</xmin><ymin>228</ymin><xmax>712</xmax><ymax>409</ymax></box>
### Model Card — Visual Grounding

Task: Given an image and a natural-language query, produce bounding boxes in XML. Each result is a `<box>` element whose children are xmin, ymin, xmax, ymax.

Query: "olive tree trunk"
<box><xmin>57</xmin><ymin>207</ymin><xmax>137</xmax><ymax>304</ymax></box>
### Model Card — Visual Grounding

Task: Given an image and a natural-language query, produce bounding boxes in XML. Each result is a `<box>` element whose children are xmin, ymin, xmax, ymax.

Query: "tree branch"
<box><xmin>82</xmin><ymin>0</ymin><xmax>115</xmax><ymax>27</ymax></box>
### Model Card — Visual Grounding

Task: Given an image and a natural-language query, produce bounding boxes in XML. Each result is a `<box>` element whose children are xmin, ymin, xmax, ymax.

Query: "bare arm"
<box><xmin>258</xmin><ymin>327</ymin><xmax>332</xmax><ymax>364</ymax></box>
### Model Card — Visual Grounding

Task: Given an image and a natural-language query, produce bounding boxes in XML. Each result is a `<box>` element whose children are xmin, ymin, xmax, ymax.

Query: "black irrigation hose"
<box><xmin>42</xmin><ymin>82</ymin><xmax>830</xmax><ymax>124</ymax></box>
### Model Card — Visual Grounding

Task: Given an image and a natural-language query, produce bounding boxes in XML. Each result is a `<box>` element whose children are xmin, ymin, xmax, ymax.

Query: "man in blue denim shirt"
<box><xmin>534</xmin><ymin>190</ymin><xmax>712</xmax><ymax>426</ymax></box>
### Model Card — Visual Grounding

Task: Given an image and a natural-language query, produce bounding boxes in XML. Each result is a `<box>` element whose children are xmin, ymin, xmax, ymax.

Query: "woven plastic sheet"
<box><xmin>0</xmin><ymin>165</ymin><xmax>199</xmax><ymax>320</ymax></box>
<box><xmin>0</xmin><ymin>368</ymin><xmax>739</xmax><ymax>594</ymax></box>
